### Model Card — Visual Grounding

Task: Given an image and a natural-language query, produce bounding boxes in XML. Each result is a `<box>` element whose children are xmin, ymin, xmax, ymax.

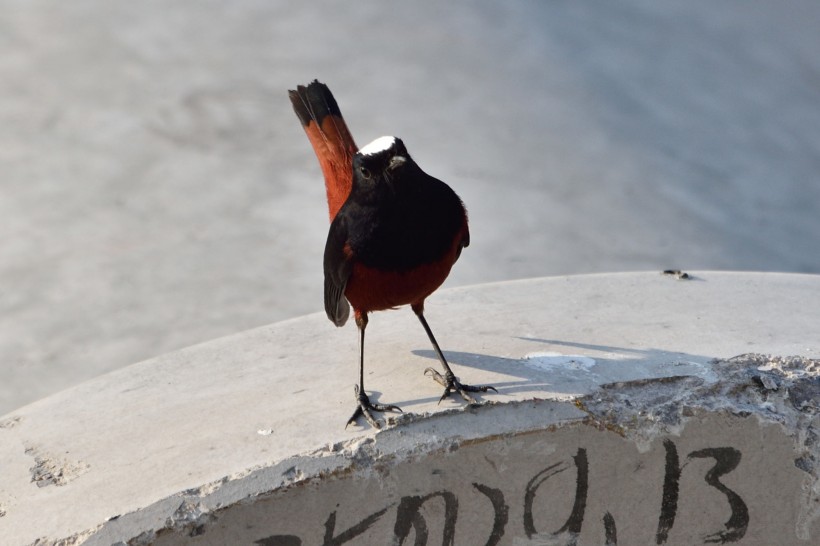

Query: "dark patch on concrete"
<box><xmin>167</xmin><ymin>500</ymin><xmax>215</xmax><ymax>539</ymax></box>
<box><xmin>0</xmin><ymin>416</ymin><xmax>22</xmax><ymax>429</ymax></box>
<box><xmin>662</xmin><ymin>269</ymin><xmax>692</xmax><ymax>280</ymax></box>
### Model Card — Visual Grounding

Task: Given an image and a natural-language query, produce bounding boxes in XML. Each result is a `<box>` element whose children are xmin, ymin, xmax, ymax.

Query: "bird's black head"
<box><xmin>352</xmin><ymin>136</ymin><xmax>413</xmax><ymax>188</ymax></box>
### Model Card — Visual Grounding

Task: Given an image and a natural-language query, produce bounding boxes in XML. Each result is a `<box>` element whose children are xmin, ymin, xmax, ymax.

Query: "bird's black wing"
<box><xmin>323</xmin><ymin>212</ymin><xmax>353</xmax><ymax>326</ymax></box>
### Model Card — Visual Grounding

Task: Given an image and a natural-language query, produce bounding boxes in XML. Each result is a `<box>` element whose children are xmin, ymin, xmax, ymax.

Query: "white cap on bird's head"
<box><xmin>356</xmin><ymin>136</ymin><xmax>410</xmax><ymax>174</ymax></box>
<box><xmin>359</xmin><ymin>136</ymin><xmax>398</xmax><ymax>156</ymax></box>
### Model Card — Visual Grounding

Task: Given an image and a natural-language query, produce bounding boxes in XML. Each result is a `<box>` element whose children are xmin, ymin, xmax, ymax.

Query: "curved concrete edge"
<box><xmin>90</xmin><ymin>401</ymin><xmax>583</xmax><ymax>545</ymax></box>
<box><xmin>90</xmin><ymin>378</ymin><xmax>820</xmax><ymax>545</ymax></box>
<box><xmin>0</xmin><ymin>271</ymin><xmax>818</xmax><ymax>544</ymax></box>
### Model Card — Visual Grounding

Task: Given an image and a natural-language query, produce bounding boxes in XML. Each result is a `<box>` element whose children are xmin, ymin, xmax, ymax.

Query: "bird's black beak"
<box><xmin>388</xmin><ymin>156</ymin><xmax>406</xmax><ymax>171</ymax></box>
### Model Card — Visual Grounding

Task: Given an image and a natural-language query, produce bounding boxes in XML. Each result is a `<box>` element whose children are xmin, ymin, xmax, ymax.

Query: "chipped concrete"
<box><xmin>25</xmin><ymin>447</ymin><xmax>90</xmax><ymax>488</ymax></box>
<box><xmin>579</xmin><ymin>354</ymin><xmax>820</xmax><ymax>541</ymax></box>
<box><xmin>0</xmin><ymin>272</ymin><xmax>818</xmax><ymax>544</ymax></box>
<box><xmin>148</xmin><ymin>411</ymin><xmax>812</xmax><ymax>545</ymax></box>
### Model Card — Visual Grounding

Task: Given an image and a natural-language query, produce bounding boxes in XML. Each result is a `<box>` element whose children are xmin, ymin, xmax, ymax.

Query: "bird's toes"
<box><xmin>424</xmin><ymin>367</ymin><xmax>448</xmax><ymax>388</ymax></box>
<box><xmin>346</xmin><ymin>386</ymin><xmax>401</xmax><ymax>429</ymax></box>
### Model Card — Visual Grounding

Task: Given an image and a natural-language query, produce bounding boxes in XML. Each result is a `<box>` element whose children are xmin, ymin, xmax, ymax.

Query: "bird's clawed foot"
<box><xmin>346</xmin><ymin>385</ymin><xmax>402</xmax><ymax>429</ymax></box>
<box><xmin>424</xmin><ymin>368</ymin><xmax>498</xmax><ymax>404</ymax></box>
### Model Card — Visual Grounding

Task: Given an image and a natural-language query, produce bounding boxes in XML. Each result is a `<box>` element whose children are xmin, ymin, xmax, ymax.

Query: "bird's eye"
<box><xmin>359</xmin><ymin>166</ymin><xmax>372</xmax><ymax>179</ymax></box>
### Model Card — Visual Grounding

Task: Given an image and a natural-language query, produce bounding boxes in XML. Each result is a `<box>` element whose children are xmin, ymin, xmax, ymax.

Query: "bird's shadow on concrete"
<box><xmin>399</xmin><ymin>336</ymin><xmax>716</xmax><ymax>409</ymax></box>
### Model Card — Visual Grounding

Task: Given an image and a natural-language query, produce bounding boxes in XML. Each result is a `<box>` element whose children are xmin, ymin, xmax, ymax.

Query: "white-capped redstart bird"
<box><xmin>289</xmin><ymin>80</ymin><xmax>495</xmax><ymax>428</ymax></box>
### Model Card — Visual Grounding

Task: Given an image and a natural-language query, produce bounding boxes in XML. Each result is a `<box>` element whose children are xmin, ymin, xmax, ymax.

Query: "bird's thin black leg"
<box><xmin>346</xmin><ymin>313</ymin><xmax>402</xmax><ymax>429</ymax></box>
<box><xmin>412</xmin><ymin>305</ymin><xmax>497</xmax><ymax>404</ymax></box>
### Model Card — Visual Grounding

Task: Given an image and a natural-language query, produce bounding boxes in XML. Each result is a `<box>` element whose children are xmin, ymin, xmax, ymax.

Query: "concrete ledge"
<box><xmin>0</xmin><ymin>272</ymin><xmax>818</xmax><ymax>544</ymax></box>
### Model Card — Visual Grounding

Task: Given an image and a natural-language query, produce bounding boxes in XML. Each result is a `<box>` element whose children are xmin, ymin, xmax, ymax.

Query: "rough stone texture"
<box><xmin>0</xmin><ymin>272</ymin><xmax>818</xmax><ymax>544</ymax></box>
<box><xmin>3</xmin><ymin>0</ymin><xmax>820</xmax><ymax>415</ymax></box>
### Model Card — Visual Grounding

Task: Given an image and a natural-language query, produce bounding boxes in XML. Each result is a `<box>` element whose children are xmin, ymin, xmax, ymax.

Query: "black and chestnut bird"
<box><xmin>289</xmin><ymin>80</ymin><xmax>495</xmax><ymax>428</ymax></box>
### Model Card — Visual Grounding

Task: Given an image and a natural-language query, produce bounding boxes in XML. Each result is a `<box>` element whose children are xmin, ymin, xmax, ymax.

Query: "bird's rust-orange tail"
<box><xmin>289</xmin><ymin>80</ymin><xmax>358</xmax><ymax>222</ymax></box>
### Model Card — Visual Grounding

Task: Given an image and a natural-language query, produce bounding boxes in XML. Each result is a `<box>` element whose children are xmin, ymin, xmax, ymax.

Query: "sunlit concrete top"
<box><xmin>0</xmin><ymin>272</ymin><xmax>818</xmax><ymax>544</ymax></box>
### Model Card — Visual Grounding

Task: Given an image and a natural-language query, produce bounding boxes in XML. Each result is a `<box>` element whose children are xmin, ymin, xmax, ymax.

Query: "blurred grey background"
<box><xmin>2</xmin><ymin>0</ymin><xmax>819</xmax><ymax>414</ymax></box>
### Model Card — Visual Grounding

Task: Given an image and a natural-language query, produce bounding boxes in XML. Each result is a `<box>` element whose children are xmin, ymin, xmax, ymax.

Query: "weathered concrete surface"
<box><xmin>0</xmin><ymin>272</ymin><xmax>818</xmax><ymax>544</ymax></box>
<box><xmin>3</xmin><ymin>0</ymin><xmax>820</xmax><ymax>415</ymax></box>
<box><xmin>149</xmin><ymin>411</ymin><xmax>812</xmax><ymax>545</ymax></box>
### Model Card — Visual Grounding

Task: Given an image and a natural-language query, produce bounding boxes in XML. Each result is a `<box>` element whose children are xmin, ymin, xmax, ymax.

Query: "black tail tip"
<box><xmin>288</xmin><ymin>79</ymin><xmax>343</xmax><ymax>127</ymax></box>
